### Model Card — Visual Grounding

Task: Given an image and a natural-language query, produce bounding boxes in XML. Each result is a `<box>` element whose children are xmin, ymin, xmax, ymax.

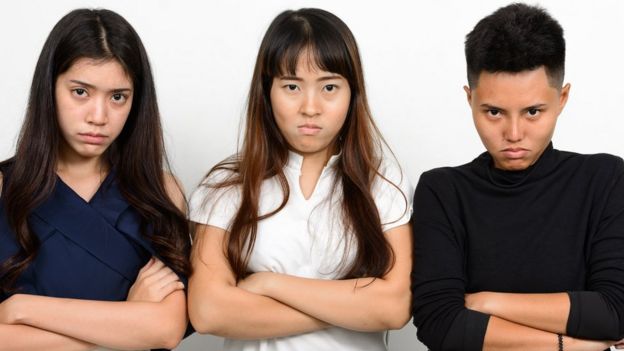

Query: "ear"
<box><xmin>559</xmin><ymin>83</ymin><xmax>571</xmax><ymax>110</ymax></box>
<box><xmin>463</xmin><ymin>85</ymin><xmax>473</xmax><ymax>106</ymax></box>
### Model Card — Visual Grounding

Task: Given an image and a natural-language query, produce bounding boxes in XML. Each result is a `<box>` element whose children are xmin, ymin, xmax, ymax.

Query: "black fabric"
<box><xmin>411</xmin><ymin>143</ymin><xmax>624</xmax><ymax>350</ymax></box>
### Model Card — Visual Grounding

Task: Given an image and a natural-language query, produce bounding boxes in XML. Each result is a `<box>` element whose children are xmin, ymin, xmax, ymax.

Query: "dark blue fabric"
<box><xmin>0</xmin><ymin>170</ymin><xmax>193</xmax><ymax>348</ymax></box>
<box><xmin>1</xmin><ymin>171</ymin><xmax>155</xmax><ymax>302</ymax></box>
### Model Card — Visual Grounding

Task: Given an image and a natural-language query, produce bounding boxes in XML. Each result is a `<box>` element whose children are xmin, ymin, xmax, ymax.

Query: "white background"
<box><xmin>1</xmin><ymin>1</ymin><xmax>623</xmax><ymax>350</ymax></box>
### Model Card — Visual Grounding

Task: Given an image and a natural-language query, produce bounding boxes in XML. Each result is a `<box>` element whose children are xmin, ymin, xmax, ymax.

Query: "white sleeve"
<box><xmin>373</xmin><ymin>159</ymin><xmax>414</xmax><ymax>232</ymax></box>
<box><xmin>188</xmin><ymin>169</ymin><xmax>241</xmax><ymax>231</ymax></box>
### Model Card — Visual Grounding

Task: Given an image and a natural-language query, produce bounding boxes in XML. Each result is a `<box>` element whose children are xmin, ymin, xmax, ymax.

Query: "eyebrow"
<box><xmin>278</xmin><ymin>75</ymin><xmax>343</xmax><ymax>82</ymax></box>
<box><xmin>479</xmin><ymin>103</ymin><xmax>547</xmax><ymax>112</ymax></box>
<box><xmin>69</xmin><ymin>79</ymin><xmax>132</xmax><ymax>92</ymax></box>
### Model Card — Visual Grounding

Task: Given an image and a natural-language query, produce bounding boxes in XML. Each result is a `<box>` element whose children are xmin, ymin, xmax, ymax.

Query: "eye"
<box><xmin>527</xmin><ymin>108</ymin><xmax>541</xmax><ymax>118</ymax></box>
<box><xmin>111</xmin><ymin>93</ymin><xmax>127</xmax><ymax>104</ymax></box>
<box><xmin>324</xmin><ymin>84</ymin><xmax>337</xmax><ymax>92</ymax></box>
<box><xmin>487</xmin><ymin>109</ymin><xmax>501</xmax><ymax>118</ymax></box>
<box><xmin>72</xmin><ymin>88</ymin><xmax>88</xmax><ymax>97</ymax></box>
<box><xmin>285</xmin><ymin>84</ymin><xmax>298</xmax><ymax>91</ymax></box>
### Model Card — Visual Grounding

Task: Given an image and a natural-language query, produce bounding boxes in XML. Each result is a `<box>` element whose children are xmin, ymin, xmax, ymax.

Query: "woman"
<box><xmin>188</xmin><ymin>8</ymin><xmax>412</xmax><ymax>350</ymax></box>
<box><xmin>0</xmin><ymin>9</ymin><xmax>190</xmax><ymax>350</ymax></box>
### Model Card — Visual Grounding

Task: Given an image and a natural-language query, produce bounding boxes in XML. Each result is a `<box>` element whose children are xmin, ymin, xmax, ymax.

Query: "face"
<box><xmin>270</xmin><ymin>54</ymin><xmax>351</xmax><ymax>159</ymax></box>
<box><xmin>55</xmin><ymin>58</ymin><xmax>133</xmax><ymax>164</ymax></box>
<box><xmin>464</xmin><ymin>66</ymin><xmax>570</xmax><ymax>171</ymax></box>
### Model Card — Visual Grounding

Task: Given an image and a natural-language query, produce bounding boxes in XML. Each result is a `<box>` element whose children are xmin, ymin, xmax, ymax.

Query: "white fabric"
<box><xmin>189</xmin><ymin>152</ymin><xmax>413</xmax><ymax>351</ymax></box>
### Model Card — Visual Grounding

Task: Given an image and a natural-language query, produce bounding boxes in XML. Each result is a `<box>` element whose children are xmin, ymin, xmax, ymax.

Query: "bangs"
<box><xmin>264</xmin><ymin>17</ymin><xmax>354</xmax><ymax>80</ymax></box>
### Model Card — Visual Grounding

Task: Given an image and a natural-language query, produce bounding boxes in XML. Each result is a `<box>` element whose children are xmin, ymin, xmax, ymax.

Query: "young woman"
<box><xmin>0</xmin><ymin>9</ymin><xmax>190</xmax><ymax>350</ymax></box>
<box><xmin>188</xmin><ymin>8</ymin><xmax>412</xmax><ymax>350</ymax></box>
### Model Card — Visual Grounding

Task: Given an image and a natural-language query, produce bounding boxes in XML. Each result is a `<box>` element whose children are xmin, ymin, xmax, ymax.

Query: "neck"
<box><xmin>57</xmin><ymin>153</ymin><xmax>107</xmax><ymax>179</ymax></box>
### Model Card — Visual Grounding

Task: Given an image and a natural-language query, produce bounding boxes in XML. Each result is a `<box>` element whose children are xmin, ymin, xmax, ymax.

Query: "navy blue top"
<box><xmin>0</xmin><ymin>170</ymin><xmax>157</xmax><ymax>301</ymax></box>
<box><xmin>0</xmin><ymin>168</ymin><xmax>192</xmax><ymax>349</ymax></box>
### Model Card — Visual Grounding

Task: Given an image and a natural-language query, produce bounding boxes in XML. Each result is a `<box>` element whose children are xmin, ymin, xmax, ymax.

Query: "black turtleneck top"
<box><xmin>411</xmin><ymin>144</ymin><xmax>624</xmax><ymax>350</ymax></box>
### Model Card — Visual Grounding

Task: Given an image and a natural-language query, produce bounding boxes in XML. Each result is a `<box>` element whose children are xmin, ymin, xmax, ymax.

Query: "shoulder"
<box><xmin>188</xmin><ymin>165</ymin><xmax>242</xmax><ymax>227</ymax></box>
<box><xmin>417</xmin><ymin>164</ymin><xmax>467</xmax><ymax>189</ymax></box>
<box><xmin>163</xmin><ymin>172</ymin><xmax>186</xmax><ymax>212</ymax></box>
<box><xmin>374</xmin><ymin>157</ymin><xmax>412</xmax><ymax>194</ymax></box>
<box><xmin>560</xmin><ymin>150</ymin><xmax>624</xmax><ymax>179</ymax></box>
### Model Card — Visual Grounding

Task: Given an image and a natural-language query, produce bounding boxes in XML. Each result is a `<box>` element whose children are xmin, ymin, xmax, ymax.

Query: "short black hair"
<box><xmin>465</xmin><ymin>3</ymin><xmax>565</xmax><ymax>88</ymax></box>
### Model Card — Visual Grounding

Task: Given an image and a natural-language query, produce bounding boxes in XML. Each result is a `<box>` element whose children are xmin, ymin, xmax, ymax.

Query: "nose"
<box><xmin>300</xmin><ymin>91</ymin><xmax>321</xmax><ymax>117</ymax></box>
<box><xmin>504</xmin><ymin>115</ymin><xmax>523</xmax><ymax>142</ymax></box>
<box><xmin>86</xmin><ymin>98</ymin><xmax>108</xmax><ymax>126</ymax></box>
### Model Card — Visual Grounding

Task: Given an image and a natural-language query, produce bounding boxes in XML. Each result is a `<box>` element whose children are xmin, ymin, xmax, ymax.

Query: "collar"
<box><xmin>285</xmin><ymin>150</ymin><xmax>341</xmax><ymax>175</ymax></box>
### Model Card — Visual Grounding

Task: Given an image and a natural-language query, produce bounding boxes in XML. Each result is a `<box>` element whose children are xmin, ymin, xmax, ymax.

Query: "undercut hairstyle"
<box><xmin>465</xmin><ymin>3</ymin><xmax>566</xmax><ymax>88</ymax></box>
<box><xmin>0</xmin><ymin>9</ymin><xmax>191</xmax><ymax>294</ymax></box>
<box><xmin>196</xmin><ymin>8</ymin><xmax>406</xmax><ymax>282</ymax></box>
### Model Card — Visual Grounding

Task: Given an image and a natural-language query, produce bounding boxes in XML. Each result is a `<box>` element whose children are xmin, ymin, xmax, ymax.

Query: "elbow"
<box><xmin>375</xmin><ymin>283</ymin><xmax>412</xmax><ymax>330</ymax></box>
<box><xmin>159</xmin><ymin>332</ymin><xmax>184</xmax><ymax>350</ymax></box>
<box><xmin>155</xmin><ymin>313</ymin><xmax>187</xmax><ymax>349</ymax></box>
<box><xmin>188</xmin><ymin>297</ymin><xmax>228</xmax><ymax>336</ymax></box>
<box><xmin>382</xmin><ymin>294</ymin><xmax>412</xmax><ymax>330</ymax></box>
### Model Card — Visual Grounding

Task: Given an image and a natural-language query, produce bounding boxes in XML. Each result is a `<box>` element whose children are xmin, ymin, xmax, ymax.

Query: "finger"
<box><xmin>158</xmin><ymin>280</ymin><xmax>186</xmax><ymax>299</ymax></box>
<box><xmin>142</xmin><ymin>258</ymin><xmax>166</xmax><ymax>277</ymax></box>
<box><xmin>143</xmin><ymin>265</ymin><xmax>176</xmax><ymax>286</ymax></box>
<box><xmin>137</xmin><ymin>257</ymin><xmax>155</xmax><ymax>276</ymax></box>
<box><xmin>154</xmin><ymin>271</ymin><xmax>182</xmax><ymax>290</ymax></box>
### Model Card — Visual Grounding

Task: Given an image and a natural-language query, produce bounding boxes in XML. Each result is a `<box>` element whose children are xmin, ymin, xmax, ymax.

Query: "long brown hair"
<box><xmin>201</xmin><ymin>8</ymin><xmax>402</xmax><ymax>281</ymax></box>
<box><xmin>0</xmin><ymin>9</ymin><xmax>191</xmax><ymax>294</ymax></box>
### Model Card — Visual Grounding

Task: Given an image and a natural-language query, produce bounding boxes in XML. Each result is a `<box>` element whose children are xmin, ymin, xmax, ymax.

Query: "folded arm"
<box><xmin>238</xmin><ymin>223</ymin><xmax>412</xmax><ymax>332</ymax></box>
<box><xmin>0</xmin><ymin>323</ymin><xmax>94</xmax><ymax>351</ymax></box>
<box><xmin>482</xmin><ymin>316</ymin><xmax>614</xmax><ymax>351</ymax></box>
<box><xmin>188</xmin><ymin>224</ymin><xmax>329</xmax><ymax>339</ymax></box>
<box><xmin>1</xmin><ymin>291</ymin><xmax>186</xmax><ymax>350</ymax></box>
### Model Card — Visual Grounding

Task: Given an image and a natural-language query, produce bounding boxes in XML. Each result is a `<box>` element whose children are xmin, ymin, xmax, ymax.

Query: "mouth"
<box><xmin>298</xmin><ymin>124</ymin><xmax>322</xmax><ymax>136</ymax></box>
<box><xmin>78</xmin><ymin>132</ymin><xmax>108</xmax><ymax>145</ymax></box>
<box><xmin>501</xmin><ymin>147</ymin><xmax>529</xmax><ymax>159</ymax></box>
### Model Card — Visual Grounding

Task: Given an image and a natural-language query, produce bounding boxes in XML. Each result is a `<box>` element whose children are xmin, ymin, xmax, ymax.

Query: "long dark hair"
<box><xmin>0</xmin><ymin>9</ymin><xmax>191</xmax><ymax>294</ymax></box>
<box><xmin>198</xmin><ymin>8</ymin><xmax>403</xmax><ymax>281</ymax></box>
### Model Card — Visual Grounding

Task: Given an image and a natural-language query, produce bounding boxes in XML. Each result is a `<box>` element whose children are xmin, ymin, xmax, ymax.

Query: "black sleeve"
<box><xmin>566</xmin><ymin>160</ymin><xmax>624</xmax><ymax>340</ymax></box>
<box><xmin>411</xmin><ymin>171</ymin><xmax>490</xmax><ymax>351</ymax></box>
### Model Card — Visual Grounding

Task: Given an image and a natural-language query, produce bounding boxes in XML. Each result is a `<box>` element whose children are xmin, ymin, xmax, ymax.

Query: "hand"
<box><xmin>237</xmin><ymin>272</ymin><xmax>275</xmax><ymax>296</ymax></box>
<box><xmin>127</xmin><ymin>257</ymin><xmax>184</xmax><ymax>303</ymax></box>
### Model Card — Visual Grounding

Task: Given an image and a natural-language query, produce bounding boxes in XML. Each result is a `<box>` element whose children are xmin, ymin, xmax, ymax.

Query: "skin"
<box><xmin>188</xmin><ymin>54</ymin><xmax>412</xmax><ymax>337</ymax></box>
<box><xmin>463</xmin><ymin>67</ymin><xmax>623</xmax><ymax>350</ymax></box>
<box><xmin>0</xmin><ymin>58</ymin><xmax>187</xmax><ymax>350</ymax></box>
<box><xmin>270</xmin><ymin>53</ymin><xmax>351</xmax><ymax>198</ymax></box>
<box><xmin>464</xmin><ymin>66</ymin><xmax>570</xmax><ymax>171</ymax></box>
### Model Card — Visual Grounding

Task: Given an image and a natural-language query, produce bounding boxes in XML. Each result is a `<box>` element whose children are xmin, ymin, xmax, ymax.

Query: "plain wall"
<box><xmin>1</xmin><ymin>1</ymin><xmax>623</xmax><ymax>350</ymax></box>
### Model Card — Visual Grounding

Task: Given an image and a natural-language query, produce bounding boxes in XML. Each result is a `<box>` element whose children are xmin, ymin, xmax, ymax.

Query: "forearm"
<box><xmin>467</xmin><ymin>292</ymin><xmax>569</xmax><ymax>334</ymax></box>
<box><xmin>8</xmin><ymin>292</ymin><xmax>186</xmax><ymax>350</ymax></box>
<box><xmin>260</xmin><ymin>273</ymin><xmax>410</xmax><ymax>331</ymax></box>
<box><xmin>189</xmin><ymin>284</ymin><xmax>328</xmax><ymax>339</ymax></box>
<box><xmin>483</xmin><ymin>316</ymin><xmax>613</xmax><ymax>351</ymax></box>
<box><xmin>0</xmin><ymin>323</ymin><xmax>94</xmax><ymax>351</ymax></box>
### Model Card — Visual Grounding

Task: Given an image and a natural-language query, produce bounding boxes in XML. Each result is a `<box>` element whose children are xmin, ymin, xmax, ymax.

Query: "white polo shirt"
<box><xmin>189</xmin><ymin>152</ymin><xmax>413</xmax><ymax>351</ymax></box>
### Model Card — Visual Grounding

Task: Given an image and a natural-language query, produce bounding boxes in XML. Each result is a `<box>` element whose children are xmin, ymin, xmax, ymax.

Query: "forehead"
<box><xmin>59</xmin><ymin>58</ymin><xmax>132</xmax><ymax>88</ymax></box>
<box><xmin>277</xmin><ymin>52</ymin><xmax>343</xmax><ymax>79</ymax></box>
<box><xmin>473</xmin><ymin>67</ymin><xmax>558</xmax><ymax>105</ymax></box>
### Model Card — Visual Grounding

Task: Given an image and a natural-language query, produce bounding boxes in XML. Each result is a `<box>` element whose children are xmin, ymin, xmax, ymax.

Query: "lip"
<box><xmin>78</xmin><ymin>132</ymin><xmax>108</xmax><ymax>145</ymax></box>
<box><xmin>298</xmin><ymin>124</ymin><xmax>322</xmax><ymax>136</ymax></box>
<box><xmin>501</xmin><ymin>147</ymin><xmax>529</xmax><ymax>159</ymax></box>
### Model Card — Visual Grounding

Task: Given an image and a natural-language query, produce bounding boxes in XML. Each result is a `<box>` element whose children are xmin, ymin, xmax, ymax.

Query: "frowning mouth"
<box><xmin>501</xmin><ymin>147</ymin><xmax>529</xmax><ymax>159</ymax></box>
<box><xmin>78</xmin><ymin>132</ymin><xmax>108</xmax><ymax>145</ymax></box>
<box><xmin>298</xmin><ymin>124</ymin><xmax>322</xmax><ymax>135</ymax></box>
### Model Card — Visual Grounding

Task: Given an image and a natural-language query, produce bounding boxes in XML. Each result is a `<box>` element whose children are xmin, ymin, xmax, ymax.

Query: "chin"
<box><xmin>498</xmin><ymin>161</ymin><xmax>531</xmax><ymax>171</ymax></box>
